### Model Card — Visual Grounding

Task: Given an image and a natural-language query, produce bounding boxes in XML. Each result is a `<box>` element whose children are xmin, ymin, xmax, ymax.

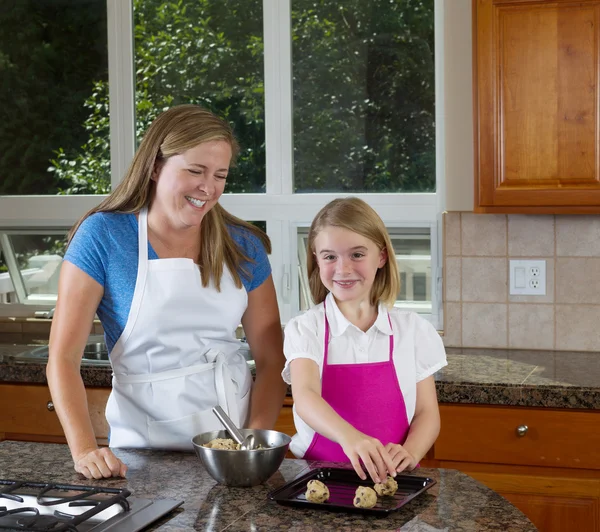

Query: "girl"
<box><xmin>283</xmin><ymin>197</ymin><xmax>447</xmax><ymax>484</ymax></box>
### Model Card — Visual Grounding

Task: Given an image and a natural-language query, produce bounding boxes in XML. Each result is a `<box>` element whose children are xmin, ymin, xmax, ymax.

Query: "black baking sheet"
<box><xmin>268</xmin><ymin>467</ymin><xmax>436</xmax><ymax>515</ymax></box>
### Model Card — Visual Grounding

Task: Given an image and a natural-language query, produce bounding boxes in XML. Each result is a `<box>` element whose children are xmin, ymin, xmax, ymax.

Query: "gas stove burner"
<box><xmin>0</xmin><ymin>479</ymin><xmax>183</xmax><ymax>532</ymax></box>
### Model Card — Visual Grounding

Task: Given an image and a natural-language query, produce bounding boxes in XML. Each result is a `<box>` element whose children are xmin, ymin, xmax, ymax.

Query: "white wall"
<box><xmin>444</xmin><ymin>0</ymin><xmax>474</xmax><ymax>212</ymax></box>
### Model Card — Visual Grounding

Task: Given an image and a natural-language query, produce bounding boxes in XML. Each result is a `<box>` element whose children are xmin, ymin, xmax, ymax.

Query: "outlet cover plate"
<box><xmin>509</xmin><ymin>259</ymin><xmax>546</xmax><ymax>296</ymax></box>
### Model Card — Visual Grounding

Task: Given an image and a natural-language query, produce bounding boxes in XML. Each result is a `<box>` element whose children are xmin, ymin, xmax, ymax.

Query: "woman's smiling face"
<box><xmin>314</xmin><ymin>225</ymin><xmax>387</xmax><ymax>306</ymax></box>
<box><xmin>152</xmin><ymin>140</ymin><xmax>232</xmax><ymax>229</ymax></box>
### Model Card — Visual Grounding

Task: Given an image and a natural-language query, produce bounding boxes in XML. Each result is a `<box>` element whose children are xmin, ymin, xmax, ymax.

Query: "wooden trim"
<box><xmin>434</xmin><ymin>460</ymin><xmax>600</xmax><ymax>480</ymax></box>
<box><xmin>475</xmin><ymin>205</ymin><xmax>600</xmax><ymax>214</ymax></box>
<box><xmin>473</xmin><ymin>0</ymin><xmax>481</xmax><ymax>212</ymax></box>
<box><xmin>471</xmin><ymin>471</ymin><xmax>600</xmax><ymax>498</ymax></box>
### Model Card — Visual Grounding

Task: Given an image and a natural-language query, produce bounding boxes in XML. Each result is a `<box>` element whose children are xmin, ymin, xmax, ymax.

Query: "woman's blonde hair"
<box><xmin>307</xmin><ymin>197</ymin><xmax>400</xmax><ymax>307</ymax></box>
<box><xmin>68</xmin><ymin>104</ymin><xmax>270</xmax><ymax>290</ymax></box>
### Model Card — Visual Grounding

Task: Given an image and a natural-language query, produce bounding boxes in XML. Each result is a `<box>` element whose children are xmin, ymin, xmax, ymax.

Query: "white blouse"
<box><xmin>282</xmin><ymin>292</ymin><xmax>447</xmax><ymax>458</ymax></box>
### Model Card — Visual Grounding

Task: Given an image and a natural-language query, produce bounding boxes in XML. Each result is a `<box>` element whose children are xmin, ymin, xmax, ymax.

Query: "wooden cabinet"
<box><xmin>274</xmin><ymin>396</ymin><xmax>295</xmax><ymax>437</ymax></box>
<box><xmin>0</xmin><ymin>385</ymin><xmax>296</xmax><ymax>449</ymax></box>
<box><xmin>0</xmin><ymin>383</ymin><xmax>109</xmax><ymax>446</ymax></box>
<box><xmin>474</xmin><ymin>0</ymin><xmax>600</xmax><ymax>213</ymax></box>
<box><xmin>426</xmin><ymin>404</ymin><xmax>600</xmax><ymax>532</ymax></box>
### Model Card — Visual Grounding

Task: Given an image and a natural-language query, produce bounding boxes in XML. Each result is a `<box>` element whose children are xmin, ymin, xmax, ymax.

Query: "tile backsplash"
<box><xmin>443</xmin><ymin>212</ymin><xmax>600</xmax><ymax>351</ymax></box>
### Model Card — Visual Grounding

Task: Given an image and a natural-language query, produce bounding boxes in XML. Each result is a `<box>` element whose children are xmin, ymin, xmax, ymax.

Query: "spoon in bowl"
<box><xmin>212</xmin><ymin>405</ymin><xmax>256</xmax><ymax>450</ymax></box>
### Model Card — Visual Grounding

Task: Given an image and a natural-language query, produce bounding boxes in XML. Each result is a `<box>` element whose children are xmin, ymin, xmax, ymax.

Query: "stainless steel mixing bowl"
<box><xmin>191</xmin><ymin>429</ymin><xmax>291</xmax><ymax>487</ymax></box>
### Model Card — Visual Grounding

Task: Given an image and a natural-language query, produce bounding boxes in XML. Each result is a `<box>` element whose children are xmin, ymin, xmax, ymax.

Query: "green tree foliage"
<box><xmin>0</xmin><ymin>0</ymin><xmax>108</xmax><ymax>195</ymax></box>
<box><xmin>293</xmin><ymin>0</ymin><xmax>435</xmax><ymax>192</ymax></box>
<box><xmin>2</xmin><ymin>0</ymin><xmax>434</xmax><ymax>196</ymax></box>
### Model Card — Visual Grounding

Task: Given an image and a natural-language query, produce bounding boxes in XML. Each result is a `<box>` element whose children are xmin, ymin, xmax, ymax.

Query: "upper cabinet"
<box><xmin>474</xmin><ymin>0</ymin><xmax>600</xmax><ymax>213</ymax></box>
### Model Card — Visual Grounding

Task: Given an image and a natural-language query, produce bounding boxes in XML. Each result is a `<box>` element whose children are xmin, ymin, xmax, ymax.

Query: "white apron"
<box><xmin>105</xmin><ymin>207</ymin><xmax>252</xmax><ymax>451</ymax></box>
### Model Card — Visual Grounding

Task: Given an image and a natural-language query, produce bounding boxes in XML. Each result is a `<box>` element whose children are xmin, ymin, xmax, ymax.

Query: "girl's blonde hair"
<box><xmin>68</xmin><ymin>104</ymin><xmax>270</xmax><ymax>290</ymax></box>
<box><xmin>307</xmin><ymin>197</ymin><xmax>400</xmax><ymax>308</ymax></box>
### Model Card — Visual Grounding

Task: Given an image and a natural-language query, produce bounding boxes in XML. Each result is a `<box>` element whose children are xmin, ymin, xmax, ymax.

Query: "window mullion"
<box><xmin>107</xmin><ymin>0</ymin><xmax>136</xmax><ymax>190</ymax></box>
<box><xmin>263</xmin><ymin>0</ymin><xmax>293</xmax><ymax>195</ymax></box>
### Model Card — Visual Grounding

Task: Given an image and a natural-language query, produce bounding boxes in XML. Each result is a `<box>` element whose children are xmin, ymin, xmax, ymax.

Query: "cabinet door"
<box><xmin>471</xmin><ymin>472</ymin><xmax>600</xmax><ymax>532</ymax></box>
<box><xmin>475</xmin><ymin>0</ymin><xmax>600</xmax><ymax>213</ymax></box>
<box><xmin>274</xmin><ymin>397</ymin><xmax>296</xmax><ymax>458</ymax></box>
<box><xmin>274</xmin><ymin>397</ymin><xmax>295</xmax><ymax>437</ymax></box>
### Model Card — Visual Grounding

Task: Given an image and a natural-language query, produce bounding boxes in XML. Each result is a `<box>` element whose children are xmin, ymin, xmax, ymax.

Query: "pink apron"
<box><xmin>304</xmin><ymin>301</ymin><xmax>410</xmax><ymax>462</ymax></box>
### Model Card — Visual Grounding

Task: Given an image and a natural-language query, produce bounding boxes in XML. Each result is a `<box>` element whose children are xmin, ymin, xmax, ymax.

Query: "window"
<box><xmin>0</xmin><ymin>231</ymin><xmax>67</xmax><ymax>305</ymax></box>
<box><xmin>0</xmin><ymin>0</ymin><xmax>109</xmax><ymax>197</ymax></box>
<box><xmin>0</xmin><ymin>0</ymin><xmax>444</xmax><ymax>329</ymax></box>
<box><xmin>298</xmin><ymin>228</ymin><xmax>434</xmax><ymax>314</ymax></box>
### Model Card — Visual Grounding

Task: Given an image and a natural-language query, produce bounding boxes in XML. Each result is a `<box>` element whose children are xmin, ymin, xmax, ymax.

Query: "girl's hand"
<box><xmin>340</xmin><ymin>430</ymin><xmax>397</xmax><ymax>483</ymax></box>
<box><xmin>74</xmin><ymin>447</ymin><xmax>128</xmax><ymax>479</ymax></box>
<box><xmin>385</xmin><ymin>442</ymin><xmax>417</xmax><ymax>473</ymax></box>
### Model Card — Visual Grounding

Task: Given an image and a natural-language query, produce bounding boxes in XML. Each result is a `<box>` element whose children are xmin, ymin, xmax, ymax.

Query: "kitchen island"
<box><xmin>0</xmin><ymin>440</ymin><xmax>535</xmax><ymax>531</ymax></box>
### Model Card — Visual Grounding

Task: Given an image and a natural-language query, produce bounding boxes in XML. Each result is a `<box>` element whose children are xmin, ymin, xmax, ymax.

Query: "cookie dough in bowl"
<box><xmin>203</xmin><ymin>438</ymin><xmax>241</xmax><ymax>450</ymax></box>
<box><xmin>353</xmin><ymin>486</ymin><xmax>377</xmax><ymax>509</ymax></box>
<box><xmin>305</xmin><ymin>479</ymin><xmax>330</xmax><ymax>503</ymax></box>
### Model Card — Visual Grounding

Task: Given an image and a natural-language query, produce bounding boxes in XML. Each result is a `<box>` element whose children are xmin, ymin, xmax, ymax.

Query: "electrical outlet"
<box><xmin>510</xmin><ymin>260</ymin><xmax>546</xmax><ymax>295</ymax></box>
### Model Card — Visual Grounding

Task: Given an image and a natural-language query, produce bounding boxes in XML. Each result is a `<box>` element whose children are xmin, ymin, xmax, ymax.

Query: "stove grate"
<box><xmin>0</xmin><ymin>480</ymin><xmax>131</xmax><ymax>532</ymax></box>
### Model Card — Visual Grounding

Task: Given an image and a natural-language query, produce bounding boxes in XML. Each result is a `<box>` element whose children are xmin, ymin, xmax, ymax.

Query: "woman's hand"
<box><xmin>340</xmin><ymin>430</ymin><xmax>397</xmax><ymax>483</ymax></box>
<box><xmin>385</xmin><ymin>442</ymin><xmax>417</xmax><ymax>473</ymax></box>
<box><xmin>74</xmin><ymin>447</ymin><xmax>128</xmax><ymax>479</ymax></box>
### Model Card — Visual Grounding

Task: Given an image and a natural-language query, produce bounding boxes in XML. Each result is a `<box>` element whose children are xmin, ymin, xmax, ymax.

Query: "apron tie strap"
<box><xmin>206</xmin><ymin>349</ymin><xmax>243</xmax><ymax>427</ymax></box>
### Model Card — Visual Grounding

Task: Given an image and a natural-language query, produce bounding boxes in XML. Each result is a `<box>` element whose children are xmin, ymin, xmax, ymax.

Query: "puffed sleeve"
<box><xmin>413</xmin><ymin>314</ymin><xmax>448</xmax><ymax>382</ymax></box>
<box><xmin>282</xmin><ymin>310</ymin><xmax>323</xmax><ymax>384</ymax></box>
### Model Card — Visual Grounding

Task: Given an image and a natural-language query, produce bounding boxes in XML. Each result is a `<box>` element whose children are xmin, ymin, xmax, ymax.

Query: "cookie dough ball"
<box><xmin>305</xmin><ymin>480</ymin><xmax>330</xmax><ymax>503</ymax></box>
<box><xmin>374</xmin><ymin>475</ymin><xmax>398</xmax><ymax>497</ymax></box>
<box><xmin>353</xmin><ymin>486</ymin><xmax>377</xmax><ymax>509</ymax></box>
<box><xmin>203</xmin><ymin>438</ymin><xmax>240</xmax><ymax>450</ymax></box>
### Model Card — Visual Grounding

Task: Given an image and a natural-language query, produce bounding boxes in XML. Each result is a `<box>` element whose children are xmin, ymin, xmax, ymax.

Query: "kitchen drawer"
<box><xmin>435</xmin><ymin>405</ymin><xmax>600</xmax><ymax>470</ymax></box>
<box><xmin>0</xmin><ymin>383</ymin><xmax>109</xmax><ymax>440</ymax></box>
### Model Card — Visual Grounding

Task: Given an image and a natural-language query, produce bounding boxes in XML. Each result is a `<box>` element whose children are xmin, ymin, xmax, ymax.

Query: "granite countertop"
<box><xmin>2</xmin><ymin>338</ymin><xmax>599</xmax><ymax>409</ymax></box>
<box><xmin>0</xmin><ymin>440</ymin><xmax>534</xmax><ymax>531</ymax></box>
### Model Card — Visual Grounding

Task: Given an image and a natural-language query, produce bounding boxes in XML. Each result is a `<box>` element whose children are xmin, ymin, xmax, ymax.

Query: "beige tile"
<box><xmin>509</xmin><ymin>258</ymin><xmax>555</xmax><ymax>303</ymax></box>
<box><xmin>444</xmin><ymin>212</ymin><xmax>461</xmax><ymax>256</ymax></box>
<box><xmin>556</xmin><ymin>216</ymin><xmax>600</xmax><ymax>257</ymax></box>
<box><xmin>442</xmin><ymin>302</ymin><xmax>461</xmax><ymax>347</ymax></box>
<box><xmin>462</xmin><ymin>258</ymin><xmax>507</xmax><ymax>303</ymax></box>
<box><xmin>462</xmin><ymin>303</ymin><xmax>508</xmax><ymax>348</ymax></box>
<box><xmin>0</xmin><ymin>320</ymin><xmax>22</xmax><ymax>333</ymax></box>
<box><xmin>93</xmin><ymin>322</ymin><xmax>104</xmax><ymax>335</ymax></box>
<box><xmin>508</xmin><ymin>215</ymin><xmax>554</xmax><ymax>257</ymax></box>
<box><xmin>444</xmin><ymin>257</ymin><xmax>461</xmax><ymax>302</ymax></box>
<box><xmin>461</xmin><ymin>213</ymin><xmax>507</xmax><ymax>256</ymax></box>
<box><xmin>556</xmin><ymin>258</ymin><xmax>600</xmax><ymax>304</ymax></box>
<box><xmin>508</xmin><ymin>304</ymin><xmax>554</xmax><ymax>350</ymax></box>
<box><xmin>556</xmin><ymin>305</ymin><xmax>600</xmax><ymax>351</ymax></box>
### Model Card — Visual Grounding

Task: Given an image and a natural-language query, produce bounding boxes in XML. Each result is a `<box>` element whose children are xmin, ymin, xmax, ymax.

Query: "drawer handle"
<box><xmin>47</xmin><ymin>401</ymin><xmax>55</xmax><ymax>412</ymax></box>
<box><xmin>516</xmin><ymin>424</ymin><xmax>528</xmax><ymax>437</ymax></box>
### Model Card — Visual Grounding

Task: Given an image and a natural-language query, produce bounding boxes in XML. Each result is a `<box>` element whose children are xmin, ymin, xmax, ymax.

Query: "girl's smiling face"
<box><xmin>314</xmin><ymin>225</ymin><xmax>387</xmax><ymax>306</ymax></box>
<box><xmin>152</xmin><ymin>140</ymin><xmax>232</xmax><ymax>229</ymax></box>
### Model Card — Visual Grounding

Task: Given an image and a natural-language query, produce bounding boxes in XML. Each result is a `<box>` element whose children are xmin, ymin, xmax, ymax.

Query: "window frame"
<box><xmin>0</xmin><ymin>0</ymin><xmax>446</xmax><ymax>329</ymax></box>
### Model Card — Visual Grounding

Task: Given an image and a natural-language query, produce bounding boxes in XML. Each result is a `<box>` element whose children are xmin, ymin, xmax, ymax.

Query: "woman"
<box><xmin>46</xmin><ymin>104</ymin><xmax>287</xmax><ymax>479</ymax></box>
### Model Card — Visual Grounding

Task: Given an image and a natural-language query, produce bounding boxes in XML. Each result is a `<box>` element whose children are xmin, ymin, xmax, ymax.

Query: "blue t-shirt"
<box><xmin>64</xmin><ymin>212</ymin><xmax>271</xmax><ymax>352</ymax></box>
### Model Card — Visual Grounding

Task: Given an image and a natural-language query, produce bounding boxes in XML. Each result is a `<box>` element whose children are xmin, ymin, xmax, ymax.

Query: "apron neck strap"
<box><xmin>138</xmin><ymin>207</ymin><xmax>149</xmax><ymax>263</ymax></box>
